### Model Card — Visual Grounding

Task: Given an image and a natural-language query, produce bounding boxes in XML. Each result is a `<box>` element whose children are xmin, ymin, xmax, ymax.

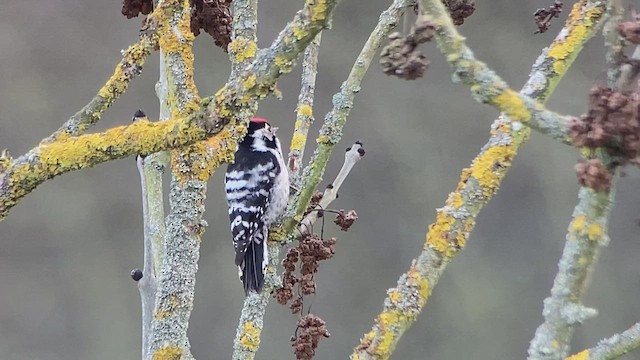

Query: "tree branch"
<box><xmin>288</xmin><ymin>33</ymin><xmax>322</xmax><ymax>179</ymax></box>
<box><xmin>46</xmin><ymin>16</ymin><xmax>159</xmax><ymax>142</ymax></box>
<box><xmin>148</xmin><ymin>0</ymin><xmax>203</xmax><ymax>358</ymax></box>
<box><xmin>416</xmin><ymin>0</ymin><xmax>605</xmax><ymax>143</ymax></box>
<box><xmin>0</xmin><ymin>0</ymin><xmax>340</xmax><ymax>221</ymax></box>
<box><xmin>566</xmin><ymin>321</ymin><xmax>640</xmax><ymax>360</ymax></box>
<box><xmin>232</xmin><ymin>1</ymin><xmax>411</xmax><ymax>358</ymax></box>
<box><xmin>527</xmin><ymin>185</ymin><xmax>615</xmax><ymax>360</ymax></box>
<box><xmin>135</xmin><ymin>152</ymin><xmax>159</xmax><ymax>360</ymax></box>
<box><xmin>283</xmin><ymin>0</ymin><xmax>414</xmax><ymax>236</ymax></box>
<box><xmin>351</xmin><ymin>2</ymin><xmax>606</xmax><ymax>358</ymax></box>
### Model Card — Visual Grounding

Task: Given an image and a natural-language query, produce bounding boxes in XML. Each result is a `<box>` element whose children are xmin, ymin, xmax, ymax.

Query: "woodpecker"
<box><xmin>225</xmin><ymin>118</ymin><xmax>289</xmax><ymax>294</ymax></box>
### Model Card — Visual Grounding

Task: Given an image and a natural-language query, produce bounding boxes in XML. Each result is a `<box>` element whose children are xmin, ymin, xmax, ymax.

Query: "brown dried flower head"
<box><xmin>190</xmin><ymin>0</ymin><xmax>233</xmax><ymax>51</ymax></box>
<box><xmin>334</xmin><ymin>210</ymin><xmax>358</xmax><ymax>231</ymax></box>
<box><xmin>569</xmin><ymin>86</ymin><xmax>640</xmax><ymax>165</ymax></box>
<box><xmin>291</xmin><ymin>314</ymin><xmax>331</xmax><ymax>360</ymax></box>
<box><xmin>380</xmin><ymin>16</ymin><xmax>434</xmax><ymax>80</ymax></box>
<box><xmin>575</xmin><ymin>159</ymin><xmax>613</xmax><ymax>192</ymax></box>
<box><xmin>122</xmin><ymin>0</ymin><xmax>154</xmax><ymax>19</ymax></box>
<box><xmin>533</xmin><ymin>0</ymin><xmax>563</xmax><ymax>34</ymax></box>
<box><xmin>617</xmin><ymin>18</ymin><xmax>640</xmax><ymax>44</ymax></box>
<box><xmin>443</xmin><ymin>0</ymin><xmax>476</xmax><ymax>26</ymax></box>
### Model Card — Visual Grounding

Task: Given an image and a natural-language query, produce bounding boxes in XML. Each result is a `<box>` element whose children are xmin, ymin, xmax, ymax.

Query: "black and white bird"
<box><xmin>225</xmin><ymin>118</ymin><xmax>289</xmax><ymax>294</ymax></box>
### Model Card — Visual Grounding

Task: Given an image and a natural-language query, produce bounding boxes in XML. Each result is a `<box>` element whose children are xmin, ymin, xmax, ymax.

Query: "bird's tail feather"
<box><xmin>242</xmin><ymin>240</ymin><xmax>266</xmax><ymax>294</ymax></box>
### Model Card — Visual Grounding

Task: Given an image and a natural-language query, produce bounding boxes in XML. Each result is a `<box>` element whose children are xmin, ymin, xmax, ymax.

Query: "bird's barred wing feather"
<box><xmin>225</xmin><ymin>152</ymin><xmax>279</xmax><ymax>265</ymax></box>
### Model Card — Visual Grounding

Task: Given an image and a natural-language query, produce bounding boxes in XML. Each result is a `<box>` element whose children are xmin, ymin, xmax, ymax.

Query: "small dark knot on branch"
<box><xmin>131</xmin><ymin>268</ymin><xmax>144</xmax><ymax>281</ymax></box>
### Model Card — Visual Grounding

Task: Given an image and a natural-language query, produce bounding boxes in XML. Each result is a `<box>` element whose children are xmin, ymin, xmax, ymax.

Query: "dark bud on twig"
<box><xmin>575</xmin><ymin>159</ymin><xmax>613</xmax><ymax>192</ymax></box>
<box><xmin>334</xmin><ymin>210</ymin><xmax>358</xmax><ymax>231</ymax></box>
<box><xmin>133</xmin><ymin>109</ymin><xmax>146</xmax><ymax>120</ymax></box>
<box><xmin>131</xmin><ymin>268</ymin><xmax>143</xmax><ymax>281</ymax></box>
<box><xmin>190</xmin><ymin>0</ymin><xmax>233</xmax><ymax>52</ymax></box>
<box><xmin>442</xmin><ymin>0</ymin><xmax>476</xmax><ymax>26</ymax></box>
<box><xmin>533</xmin><ymin>0</ymin><xmax>563</xmax><ymax>34</ymax></box>
<box><xmin>133</xmin><ymin>110</ymin><xmax>148</xmax><ymax>160</ymax></box>
<box><xmin>122</xmin><ymin>0</ymin><xmax>153</xmax><ymax>19</ymax></box>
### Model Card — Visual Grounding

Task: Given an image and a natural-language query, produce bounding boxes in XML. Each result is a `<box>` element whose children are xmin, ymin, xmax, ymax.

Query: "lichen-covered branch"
<box><xmin>283</xmin><ymin>0</ymin><xmax>413</xmax><ymax>236</ymax></box>
<box><xmin>47</xmin><ymin>15</ymin><xmax>159</xmax><ymax>142</ymax></box>
<box><xmin>148</xmin><ymin>0</ymin><xmax>203</xmax><ymax>358</ymax></box>
<box><xmin>566</xmin><ymin>321</ymin><xmax>640</xmax><ymax>360</ymax></box>
<box><xmin>351</xmin><ymin>2</ymin><xmax>605</xmax><ymax>358</ymax></box>
<box><xmin>527</xmin><ymin>185</ymin><xmax>615</xmax><ymax>360</ymax></box>
<box><xmin>232</xmin><ymin>1</ymin><xmax>411</xmax><ymax>359</ymax></box>
<box><xmin>288</xmin><ymin>33</ymin><xmax>322</xmax><ymax>179</ymax></box>
<box><xmin>602</xmin><ymin>0</ymin><xmax>625</xmax><ymax>88</ymax></box>
<box><xmin>417</xmin><ymin>0</ymin><xmax>601</xmax><ymax>143</ymax></box>
<box><xmin>0</xmin><ymin>0</ymin><xmax>339</xmax><ymax>221</ymax></box>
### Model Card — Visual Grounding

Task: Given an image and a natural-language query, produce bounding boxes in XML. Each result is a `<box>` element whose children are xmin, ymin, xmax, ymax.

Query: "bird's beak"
<box><xmin>271</xmin><ymin>127</ymin><xmax>279</xmax><ymax>134</ymax></box>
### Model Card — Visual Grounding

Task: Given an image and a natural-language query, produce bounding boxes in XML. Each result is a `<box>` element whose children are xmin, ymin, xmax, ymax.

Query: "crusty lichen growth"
<box><xmin>547</xmin><ymin>0</ymin><xmax>603</xmax><ymax>75</ymax></box>
<box><xmin>152</xmin><ymin>345</ymin><xmax>183</xmax><ymax>360</ymax></box>
<box><xmin>0</xmin><ymin>0</ymin><xmax>340</xmax><ymax>220</ymax></box>
<box><xmin>417</xmin><ymin>0</ymin><xmax>599</xmax><ymax>144</ymax></box>
<box><xmin>566</xmin><ymin>320</ymin><xmax>640</xmax><ymax>360</ymax></box>
<box><xmin>352</xmin><ymin>1</ymin><xmax>605</xmax><ymax>358</ymax></box>
<box><xmin>47</xmin><ymin>11</ymin><xmax>160</xmax><ymax>142</ymax></box>
<box><xmin>565</xmin><ymin>350</ymin><xmax>589</xmax><ymax>360</ymax></box>
<box><xmin>528</xmin><ymin>186</ymin><xmax>615</xmax><ymax>360</ymax></box>
<box><xmin>288</xmin><ymin>33</ymin><xmax>321</xmax><ymax>179</ymax></box>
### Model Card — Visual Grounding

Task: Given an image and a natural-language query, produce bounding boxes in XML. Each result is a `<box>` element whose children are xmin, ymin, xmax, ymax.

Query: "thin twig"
<box><xmin>300</xmin><ymin>142</ymin><xmax>365</xmax><ymax>233</ymax></box>
<box><xmin>351</xmin><ymin>1</ymin><xmax>606</xmax><ymax>358</ymax></box>
<box><xmin>45</xmin><ymin>18</ymin><xmax>159</xmax><ymax>142</ymax></box>
<box><xmin>566</xmin><ymin>321</ymin><xmax>640</xmax><ymax>360</ymax></box>
<box><xmin>288</xmin><ymin>33</ymin><xmax>323</xmax><ymax>181</ymax></box>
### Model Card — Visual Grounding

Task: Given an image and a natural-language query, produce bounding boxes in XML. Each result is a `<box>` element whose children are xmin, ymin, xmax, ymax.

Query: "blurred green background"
<box><xmin>1</xmin><ymin>0</ymin><xmax>640</xmax><ymax>359</ymax></box>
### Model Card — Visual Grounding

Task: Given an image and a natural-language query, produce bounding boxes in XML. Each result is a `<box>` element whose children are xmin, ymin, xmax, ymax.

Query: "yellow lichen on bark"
<box><xmin>228</xmin><ymin>38</ymin><xmax>257</xmax><ymax>63</ymax></box>
<box><xmin>548</xmin><ymin>0</ymin><xmax>603</xmax><ymax>74</ymax></box>
<box><xmin>491</xmin><ymin>89</ymin><xmax>532</xmax><ymax>123</ymax></box>
<box><xmin>307</xmin><ymin>0</ymin><xmax>328</xmax><ymax>22</ymax></box>
<box><xmin>468</xmin><ymin>145</ymin><xmax>515</xmax><ymax>197</ymax></box>
<box><xmin>425</xmin><ymin>211</ymin><xmax>459</xmax><ymax>257</ymax></box>
<box><xmin>565</xmin><ymin>349</ymin><xmax>589</xmax><ymax>360</ymax></box>
<box><xmin>239</xmin><ymin>321</ymin><xmax>261</xmax><ymax>351</ymax></box>
<box><xmin>152</xmin><ymin>346</ymin><xmax>183</xmax><ymax>360</ymax></box>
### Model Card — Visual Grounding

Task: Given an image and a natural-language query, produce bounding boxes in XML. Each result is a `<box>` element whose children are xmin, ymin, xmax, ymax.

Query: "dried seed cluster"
<box><xmin>190</xmin><ymin>0</ymin><xmax>233</xmax><ymax>51</ymax></box>
<box><xmin>121</xmin><ymin>0</ymin><xmax>153</xmax><ymax>19</ymax></box>
<box><xmin>569</xmin><ymin>86</ymin><xmax>640</xmax><ymax>190</ymax></box>
<box><xmin>617</xmin><ymin>17</ymin><xmax>640</xmax><ymax>44</ymax></box>
<box><xmin>291</xmin><ymin>315</ymin><xmax>331</xmax><ymax>360</ymax></box>
<box><xmin>380</xmin><ymin>15</ymin><xmax>435</xmax><ymax>80</ymax></box>
<box><xmin>443</xmin><ymin>0</ymin><xmax>476</xmax><ymax>26</ymax></box>
<box><xmin>533</xmin><ymin>0</ymin><xmax>563</xmax><ymax>34</ymax></box>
